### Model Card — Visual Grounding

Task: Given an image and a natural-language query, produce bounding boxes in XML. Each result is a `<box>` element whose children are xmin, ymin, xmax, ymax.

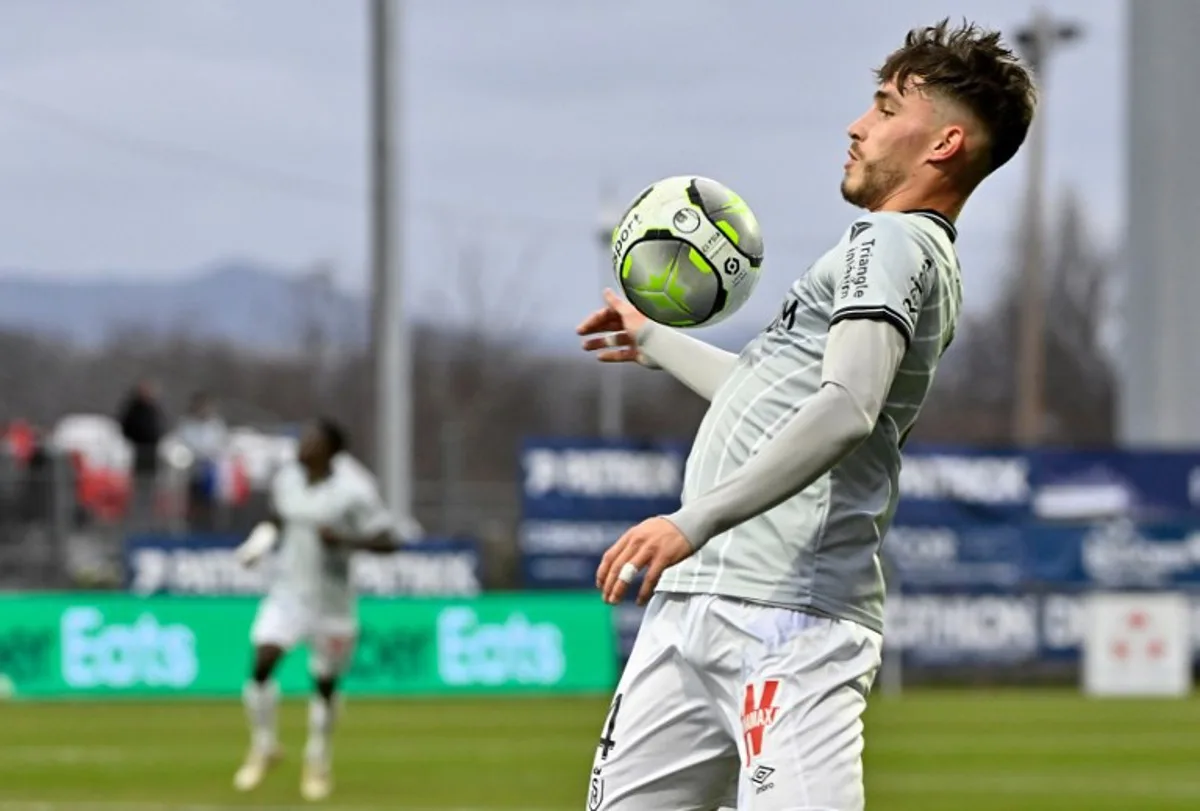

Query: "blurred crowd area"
<box><xmin>0</xmin><ymin>382</ymin><xmax>281</xmax><ymax>590</ymax></box>
<box><xmin>0</xmin><ymin>372</ymin><xmax>530</xmax><ymax>591</ymax></box>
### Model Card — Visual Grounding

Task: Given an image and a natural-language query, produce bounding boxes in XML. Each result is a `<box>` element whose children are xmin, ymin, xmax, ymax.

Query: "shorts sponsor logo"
<box><xmin>741</xmin><ymin>679</ymin><xmax>780</xmax><ymax>765</ymax></box>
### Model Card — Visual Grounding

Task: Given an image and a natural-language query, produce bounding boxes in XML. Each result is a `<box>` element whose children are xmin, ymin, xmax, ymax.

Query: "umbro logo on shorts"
<box><xmin>750</xmin><ymin>764</ymin><xmax>776</xmax><ymax>795</ymax></box>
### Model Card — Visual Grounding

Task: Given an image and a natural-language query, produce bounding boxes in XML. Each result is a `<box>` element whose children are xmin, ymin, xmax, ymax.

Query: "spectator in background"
<box><xmin>177</xmin><ymin>391</ymin><xmax>228</xmax><ymax>531</ymax></box>
<box><xmin>4</xmin><ymin>419</ymin><xmax>36</xmax><ymax>464</ymax></box>
<box><xmin>118</xmin><ymin>379</ymin><xmax>164</xmax><ymax>531</ymax></box>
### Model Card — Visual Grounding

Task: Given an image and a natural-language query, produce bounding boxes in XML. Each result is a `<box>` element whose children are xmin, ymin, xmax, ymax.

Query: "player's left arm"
<box><xmin>662</xmin><ymin>217</ymin><xmax>927</xmax><ymax>548</ymax></box>
<box><xmin>599</xmin><ymin>318</ymin><xmax>907</xmax><ymax>603</ymax></box>
<box><xmin>661</xmin><ymin>317</ymin><xmax>905</xmax><ymax>549</ymax></box>
<box><xmin>322</xmin><ymin>487</ymin><xmax>407</xmax><ymax>553</ymax></box>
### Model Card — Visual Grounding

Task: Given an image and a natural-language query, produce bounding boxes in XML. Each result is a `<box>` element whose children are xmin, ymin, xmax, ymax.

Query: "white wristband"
<box><xmin>235</xmin><ymin>521</ymin><xmax>278</xmax><ymax>566</ymax></box>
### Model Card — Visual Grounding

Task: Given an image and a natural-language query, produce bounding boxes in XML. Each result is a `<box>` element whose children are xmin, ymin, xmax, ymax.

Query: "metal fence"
<box><xmin>0</xmin><ymin>448</ymin><xmax>525</xmax><ymax>591</ymax></box>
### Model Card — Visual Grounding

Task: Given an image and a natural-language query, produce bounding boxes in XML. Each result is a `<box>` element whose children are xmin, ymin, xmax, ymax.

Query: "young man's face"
<box><xmin>841</xmin><ymin>77</ymin><xmax>947</xmax><ymax>210</ymax></box>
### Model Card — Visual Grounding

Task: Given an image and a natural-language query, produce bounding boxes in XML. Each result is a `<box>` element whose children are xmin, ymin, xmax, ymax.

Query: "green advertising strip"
<box><xmin>0</xmin><ymin>593</ymin><xmax>617</xmax><ymax>699</ymax></box>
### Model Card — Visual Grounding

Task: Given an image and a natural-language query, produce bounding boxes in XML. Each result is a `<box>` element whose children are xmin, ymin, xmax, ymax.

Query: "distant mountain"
<box><xmin>0</xmin><ymin>260</ymin><xmax>764</xmax><ymax>357</ymax></box>
<box><xmin>0</xmin><ymin>261</ymin><xmax>369</xmax><ymax>353</ymax></box>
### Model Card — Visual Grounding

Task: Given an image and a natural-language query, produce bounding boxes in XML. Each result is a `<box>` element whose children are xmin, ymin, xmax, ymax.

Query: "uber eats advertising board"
<box><xmin>0</xmin><ymin>593</ymin><xmax>616</xmax><ymax>699</ymax></box>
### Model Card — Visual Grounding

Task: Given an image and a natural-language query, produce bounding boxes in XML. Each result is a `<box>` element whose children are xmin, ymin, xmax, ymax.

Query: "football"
<box><xmin>610</xmin><ymin>175</ymin><xmax>764</xmax><ymax>327</ymax></box>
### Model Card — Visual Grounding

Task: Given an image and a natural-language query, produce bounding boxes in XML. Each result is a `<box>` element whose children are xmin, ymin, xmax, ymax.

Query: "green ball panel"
<box><xmin>620</xmin><ymin>238</ymin><xmax>721</xmax><ymax>326</ymax></box>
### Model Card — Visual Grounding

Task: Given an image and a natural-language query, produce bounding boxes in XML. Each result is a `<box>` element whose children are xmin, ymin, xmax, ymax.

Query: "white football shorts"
<box><xmin>249</xmin><ymin>594</ymin><xmax>358</xmax><ymax>679</ymax></box>
<box><xmin>586</xmin><ymin>593</ymin><xmax>882</xmax><ymax>811</ymax></box>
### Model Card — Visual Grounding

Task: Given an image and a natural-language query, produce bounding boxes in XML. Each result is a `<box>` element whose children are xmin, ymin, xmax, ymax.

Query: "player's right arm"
<box><xmin>235</xmin><ymin>468</ymin><xmax>286</xmax><ymax>567</ymax></box>
<box><xmin>577</xmin><ymin>288</ymin><xmax>736</xmax><ymax>401</ymax></box>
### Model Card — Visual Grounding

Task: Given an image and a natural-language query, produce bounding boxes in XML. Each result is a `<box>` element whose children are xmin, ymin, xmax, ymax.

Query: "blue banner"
<box><xmin>124</xmin><ymin>534</ymin><xmax>482</xmax><ymax>597</ymax></box>
<box><xmin>597</xmin><ymin>590</ymin><xmax>1200</xmax><ymax>669</ymax></box>
<box><xmin>884</xmin><ymin>590</ymin><xmax>1200</xmax><ymax>666</ymax></box>
<box><xmin>519</xmin><ymin>438</ymin><xmax>688</xmax><ymax>592</ymax></box>
<box><xmin>897</xmin><ymin>444</ymin><xmax>1200</xmax><ymax>525</ymax></box>
<box><xmin>516</xmin><ymin>438</ymin><xmax>1200</xmax><ymax>669</ymax></box>
<box><xmin>885</xmin><ymin>521</ymin><xmax>1200</xmax><ymax>590</ymax></box>
<box><xmin>894</xmin><ymin>447</ymin><xmax>1033</xmax><ymax>524</ymax></box>
<box><xmin>519</xmin><ymin>442</ymin><xmax>1200</xmax><ymax>581</ymax></box>
<box><xmin>884</xmin><ymin>520</ymin><xmax>1200</xmax><ymax>667</ymax></box>
<box><xmin>518</xmin><ymin>438</ymin><xmax>690</xmax><ymax>658</ymax></box>
<box><xmin>520</xmin><ymin>437</ymin><xmax>688</xmax><ymax>521</ymax></box>
<box><xmin>566</xmin><ymin>589</ymin><xmax>1200</xmax><ymax>669</ymax></box>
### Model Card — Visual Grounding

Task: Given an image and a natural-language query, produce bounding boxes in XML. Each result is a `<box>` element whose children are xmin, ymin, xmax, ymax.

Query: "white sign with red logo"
<box><xmin>1082</xmin><ymin>592</ymin><xmax>1192</xmax><ymax>697</ymax></box>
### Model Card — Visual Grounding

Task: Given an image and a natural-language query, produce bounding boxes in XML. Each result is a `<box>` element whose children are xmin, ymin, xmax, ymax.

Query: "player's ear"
<box><xmin>928</xmin><ymin>124</ymin><xmax>966</xmax><ymax>165</ymax></box>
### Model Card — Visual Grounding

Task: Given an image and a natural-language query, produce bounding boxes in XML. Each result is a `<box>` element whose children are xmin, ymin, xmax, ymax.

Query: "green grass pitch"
<box><xmin>1</xmin><ymin>690</ymin><xmax>1198</xmax><ymax>810</ymax></box>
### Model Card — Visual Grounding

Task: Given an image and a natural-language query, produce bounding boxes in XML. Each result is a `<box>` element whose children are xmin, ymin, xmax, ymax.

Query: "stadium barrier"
<box><xmin>123</xmin><ymin>532</ymin><xmax>483</xmax><ymax>597</ymax></box>
<box><xmin>516</xmin><ymin>438</ymin><xmax>1200</xmax><ymax>678</ymax></box>
<box><xmin>0</xmin><ymin>592</ymin><xmax>616</xmax><ymax>700</ymax></box>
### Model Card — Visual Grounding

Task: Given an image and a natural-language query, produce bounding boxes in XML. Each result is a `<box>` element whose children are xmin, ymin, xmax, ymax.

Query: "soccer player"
<box><xmin>231</xmin><ymin>418</ymin><xmax>401</xmax><ymax>801</ymax></box>
<box><xmin>576</xmin><ymin>20</ymin><xmax>1036</xmax><ymax>811</ymax></box>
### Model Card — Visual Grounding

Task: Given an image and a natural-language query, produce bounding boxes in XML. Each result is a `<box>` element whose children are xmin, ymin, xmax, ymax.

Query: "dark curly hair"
<box><xmin>316</xmin><ymin>417</ymin><xmax>348</xmax><ymax>456</ymax></box>
<box><xmin>877</xmin><ymin>18</ymin><xmax>1038</xmax><ymax>174</ymax></box>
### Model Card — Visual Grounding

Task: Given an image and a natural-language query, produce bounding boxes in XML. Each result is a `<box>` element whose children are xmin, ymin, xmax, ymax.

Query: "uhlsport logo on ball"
<box><xmin>672</xmin><ymin>207</ymin><xmax>701</xmax><ymax>234</ymax></box>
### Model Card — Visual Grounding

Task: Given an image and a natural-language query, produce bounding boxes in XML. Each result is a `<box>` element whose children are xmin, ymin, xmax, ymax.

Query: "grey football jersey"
<box><xmin>658</xmin><ymin>210</ymin><xmax>963</xmax><ymax>632</ymax></box>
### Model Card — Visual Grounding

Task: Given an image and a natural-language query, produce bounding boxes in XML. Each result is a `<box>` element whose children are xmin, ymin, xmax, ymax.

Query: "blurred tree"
<box><xmin>914</xmin><ymin>188</ymin><xmax>1117</xmax><ymax>446</ymax></box>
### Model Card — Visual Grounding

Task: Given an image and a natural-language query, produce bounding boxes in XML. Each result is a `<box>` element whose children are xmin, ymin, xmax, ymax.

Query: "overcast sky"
<box><xmin>0</xmin><ymin>0</ymin><xmax>1124</xmax><ymax>347</ymax></box>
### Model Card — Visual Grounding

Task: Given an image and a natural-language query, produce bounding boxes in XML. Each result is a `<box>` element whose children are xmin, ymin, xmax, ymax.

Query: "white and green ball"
<box><xmin>610</xmin><ymin>176</ymin><xmax>764</xmax><ymax>327</ymax></box>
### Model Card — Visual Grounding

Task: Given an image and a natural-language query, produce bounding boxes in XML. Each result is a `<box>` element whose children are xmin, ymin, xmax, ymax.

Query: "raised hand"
<box><xmin>576</xmin><ymin>288</ymin><xmax>655</xmax><ymax>365</ymax></box>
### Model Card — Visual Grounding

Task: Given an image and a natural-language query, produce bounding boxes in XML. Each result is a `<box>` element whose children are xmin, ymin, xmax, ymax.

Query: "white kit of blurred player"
<box><xmin>231</xmin><ymin>418</ymin><xmax>406</xmax><ymax>801</ymax></box>
<box><xmin>577</xmin><ymin>21</ymin><xmax>1037</xmax><ymax>811</ymax></box>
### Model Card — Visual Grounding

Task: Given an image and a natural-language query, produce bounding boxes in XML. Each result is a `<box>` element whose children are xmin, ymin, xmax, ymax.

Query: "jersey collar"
<box><xmin>905</xmin><ymin>209</ymin><xmax>957</xmax><ymax>243</ymax></box>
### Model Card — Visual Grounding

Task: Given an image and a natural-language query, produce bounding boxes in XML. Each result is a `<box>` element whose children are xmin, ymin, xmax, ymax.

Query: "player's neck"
<box><xmin>305</xmin><ymin>461</ymin><xmax>333</xmax><ymax>484</ymax></box>
<box><xmin>872</xmin><ymin>183</ymin><xmax>965</xmax><ymax>222</ymax></box>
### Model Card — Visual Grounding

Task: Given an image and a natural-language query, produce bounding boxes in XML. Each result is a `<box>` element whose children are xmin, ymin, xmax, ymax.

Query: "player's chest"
<box><xmin>742</xmin><ymin>253</ymin><xmax>838</xmax><ymax>358</ymax></box>
<box><xmin>275</xmin><ymin>482</ymin><xmax>352</xmax><ymax>525</ymax></box>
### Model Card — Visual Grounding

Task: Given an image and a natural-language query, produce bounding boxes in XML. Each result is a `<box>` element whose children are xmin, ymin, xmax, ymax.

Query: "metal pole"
<box><xmin>597</xmin><ymin>186</ymin><xmax>624</xmax><ymax>438</ymax></box>
<box><xmin>1013</xmin><ymin>17</ymin><xmax>1048</xmax><ymax>446</ymax></box>
<box><xmin>370</xmin><ymin>0</ymin><xmax>411</xmax><ymax>517</ymax></box>
<box><xmin>1011</xmin><ymin>10</ymin><xmax>1081</xmax><ymax>446</ymax></box>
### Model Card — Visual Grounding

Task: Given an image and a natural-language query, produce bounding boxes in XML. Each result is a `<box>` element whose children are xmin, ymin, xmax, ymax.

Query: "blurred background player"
<box><xmin>578</xmin><ymin>20</ymin><xmax>1036</xmax><ymax>810</ymax></box>
<box><xmin>232</xmin><ymin>417</ymin><xmax>402</xmax><ymax>801</ymax></box>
